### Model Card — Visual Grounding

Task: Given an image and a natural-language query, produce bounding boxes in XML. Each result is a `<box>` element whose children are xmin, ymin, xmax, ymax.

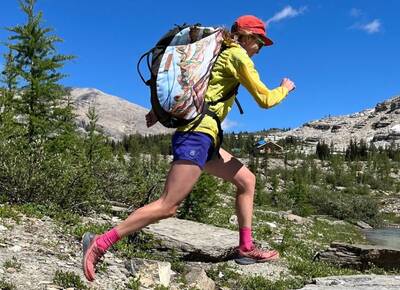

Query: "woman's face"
<box><xmin>241</xmin><ymin>34</ymin><xmax>264</xmax><ymax>57</ymax></box>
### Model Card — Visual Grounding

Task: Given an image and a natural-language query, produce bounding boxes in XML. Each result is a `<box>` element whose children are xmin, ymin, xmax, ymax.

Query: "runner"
<box><xmin>82</xmin><ymin>14</ymin><xmax>295</xmax><ymax>281</ymax></box>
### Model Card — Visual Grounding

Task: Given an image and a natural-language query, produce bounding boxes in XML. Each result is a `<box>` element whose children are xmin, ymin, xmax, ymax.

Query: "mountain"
<box><xmin>68</xmin><ymin>88</ymin><xmax>173</xmax><ymax>140</ymax></box>
<box><xmin>267</xmin><ymin>95</ymin><xmax>400</xmax><ymax>152</ymax></box>
<box><xmin>69</xmin><ymin>88</ymin><xmax>400</xmax><ymax>150</ymax></box>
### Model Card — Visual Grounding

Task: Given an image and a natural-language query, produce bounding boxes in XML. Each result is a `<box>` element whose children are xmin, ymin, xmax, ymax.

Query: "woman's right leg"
<box><xmin>115</xmin><ymin>160</ymin><xmax>202</xmax><ymax>237</ymax></box>
<box><xmin>83</xmin><ymin>160</ymin><xmax>202</xmax><ymax>281</ymax></box>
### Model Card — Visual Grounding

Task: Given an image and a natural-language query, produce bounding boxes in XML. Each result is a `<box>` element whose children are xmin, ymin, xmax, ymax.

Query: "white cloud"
<box><xmin>222</xmin><ymin>118</ymin><xmax>239</xmax><ymax>131</ymax></box>
<box><xmin>266</xmin><ymin>5</ymin><xmax>307</xmax><ymax>24</ymax></box>
<box><xmin>352</xmin><ymin>19</ymin><xmax>382</xmax><ymax>34</ymax></box>
<box><xmin>362</xmin><ymin>19</ymin><xmax>382</xmax><ymax>34</ymax></box>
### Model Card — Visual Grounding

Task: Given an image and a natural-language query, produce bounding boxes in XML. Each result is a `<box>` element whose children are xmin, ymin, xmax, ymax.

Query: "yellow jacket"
<box><xmin>177</xmin><ymin>42</ymin><xmax>289</xmax><ymax>146</ymax></box>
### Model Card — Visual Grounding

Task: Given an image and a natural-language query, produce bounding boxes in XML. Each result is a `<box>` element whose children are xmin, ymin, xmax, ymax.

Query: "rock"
<box><xmin>264</xmin><ymin>222</ymin><xmax>278</xmax><ymax>229</ymax></box>
<box><xmin>356</xmin><ymin>221</ymin><xmax>372</xmax><ymax>229</ymax></box>
<box><xmin>45</xmin><ymin>285</ymin><xmax>63</xmax><ymax>290</ymax></box>
<box><xmin>110</xmin><ymin>205</ymin><xmax>129</xmax><ymax>214</ymax></box>
<box><xmin>375</xmin><ymin>102</ymin><xmax>388</xmax><ymax>112</ymax></box>
<box><xmin>143</xmin><ymin>218</ymin><xmax>239</xmax><ymax>261</ymax></box>
<box><xmin>372</xmin><ymin>121</ymin><xmax>391</xmax><ymax>129</ymax></box>
<box><xmin>224</xmin><ymin>260</ymin><xmax>289</xmax><ymax>281</ymax></box>
<box><xmin>229</xmin><ymin>215</ymin><xmax>238</xmax><ymax>226</ymax></box>
<box><xmin>299</xmin><ymin>274</ymin><xmax>400</xmax><ymax>290</ymax></box>
<box><xmin>6</xmin><ymin>267</ymin><xmax>16</xmax><ymax>273</ymax></box>
<box><xmin>389</xmin><ymin>124</ymin><xmax>400</xmax><ymax>135</ymax></box>
<box><xmin>125</xmin><ymin>258</ymin><xmax>172</xmax><ymax>288</ymax></box>
<box><xmin>331</xmin><ymin>125</ymin><xmax>341</xmax><ymax>132</ymax></box>
<box><xmin>9</xmin><ymin>245</ymin><xmax>22</xmax><ymax>252</ymax></box>
<box><xmin>373</xmin><ymin>133</ymin><xmax>389</xmax><ymax>142</ymax></box>
<box><xmin>185</xmin><ymin>267</ymin><xmax>215</xmax><ymax>290</ymax></box>
<box><xmin>0</xmin><ymin>225</ymin><xmax>7</xmax><ymax>231</ymax></box>
<box><xmin>318</xmin><ymin>242</ymin><xmax>400</xmax><ymax>270</ymax></box>
<box><xmin>285</xmin><ymin>213</ymin><xmax>306</xmax><ymax>224</ymax></box>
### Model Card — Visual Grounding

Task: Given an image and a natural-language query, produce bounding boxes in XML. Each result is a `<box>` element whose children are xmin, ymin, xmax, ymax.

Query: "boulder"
<box><xmin>389</xmin><ymin>124</ymin><xmax>400</xmax><ymax>135</ymax></box>
<box><xmin>299</xmin><ymin>275</ymin><xmax>400</xmax><ymax>290</ymax></box>
<box><xmin>125</xmin><ymin>258</ymin><xmax>173</xmax><ymax>288</ymax></box>
<box><xmin>356</xmin><ymin>221</ymin><xmax>372</xmax><ymax>229</ymax></box>
<box><xmin>372</xmin><ymin>122</ymin><xmax>391</xmax><ymax>129</ymax></box>
<box><xmin>375</xmin><ymin>102</ymin><xmax>388</xmax><ymax>112</ymax></box>
<box><xmin>185</xmin><ymin>267</ymin><xmax>215</xmax><ymax>290</ymax></box>
<box><xmin>143</xmin><ymin>218</ymin><xmax>239</xmax><ymax>262</ymax></box>
<box><xmin>317</xmin><ymin>242</ymin><xmax>400</xmax><ymax>270</ymax></box>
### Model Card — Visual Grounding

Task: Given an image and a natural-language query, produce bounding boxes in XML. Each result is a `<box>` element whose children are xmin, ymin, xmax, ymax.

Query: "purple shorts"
<box><xmin>172</xmin><ymin>132</ymin><xmax>215</xmax><ymax>169</ymax></box>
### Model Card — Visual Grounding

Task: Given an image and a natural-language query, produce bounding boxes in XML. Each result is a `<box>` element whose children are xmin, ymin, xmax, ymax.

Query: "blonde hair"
<box><xmin>221</xmin><ymin>26</ymin><xmax>254</xmax><ymax>46</ymax></box>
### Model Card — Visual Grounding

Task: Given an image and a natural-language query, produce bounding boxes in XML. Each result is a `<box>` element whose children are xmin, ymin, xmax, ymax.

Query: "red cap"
<box><xmin>234</xmin><ymin>15</ymin><xmax>273</xmax><ymax>46</ymax></box>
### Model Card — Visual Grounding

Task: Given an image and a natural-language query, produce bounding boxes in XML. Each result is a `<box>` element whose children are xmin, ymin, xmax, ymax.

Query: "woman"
<box><xmin>82</xmin><ymin>14</ymin><xmax>295</xmax><ymax>282</ymax></box>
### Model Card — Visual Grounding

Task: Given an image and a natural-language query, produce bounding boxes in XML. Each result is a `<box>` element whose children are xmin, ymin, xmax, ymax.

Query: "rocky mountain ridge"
<box><xmin>267</xmin><ymin>95</ymin><xmax>400</xmax><ymax>152</ymax></box>
<box><xmin>69</xmin><ymin>88</ymin><xmax>173</xmax><ymax>140</ymax></box>
<box><xmin>70</xmin><ymin>88</ymin><xmax>400</xmax><ymax>151</ymax></box>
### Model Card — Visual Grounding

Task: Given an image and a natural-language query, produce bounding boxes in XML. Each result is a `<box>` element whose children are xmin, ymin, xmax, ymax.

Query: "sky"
<box><xmin>0</xmin><ymin>0</ymin><xmax>399</xmax><ymax>132</ymax></box>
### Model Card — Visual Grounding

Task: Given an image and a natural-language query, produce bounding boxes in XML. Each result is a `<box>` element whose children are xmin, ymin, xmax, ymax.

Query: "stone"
<box><xmin>265</xmin><ymin>222</ymin><xmax>278</xmax><ymax>229</ymax></box>
<box><xmin>9</xmin><ymin>245</ymin><xmax>22</xmax><ymax>252</ymax></box>
<box><xmin>318</xmin><ymin>242</ymin><xmax>400</xmax><ymax>270</ymax></box>
<box><xmin>125</xmin><ymin>258</ymin><xmax>172</xmax><ymax>288</ymax></box>
<box><xmin>375</xmin><ymin>102</ymin><xmax>388</xmax><ymax>112</ymax></box>
<box><xmin>229</xmin><ymin>215</ymin><xmax>238</xmax><ymax>226</ymax></box>
<box><xmin>389</xmin><ymin>124</ymin><xmax>400</xmax><ymax>135</ymax></box>
<box><xmin>356</xmin><ymin>221</ymin><xmax>372</xmax><ymax>229</ymax></box>
<box><xmin>285</xmin><ymin>213</ymin><xmax>305</xmax><ymax>224</ymax></box>
<box><xmin>224</xmin><ymin>260</ymin><xmax>289</xmax><ymax>281</ymax></box>
<box><xmin>185</xmin><ymin>267</ymin><xmax>215</xmax><ymax>290</ymax></box>
<box><xmin>299</xmin><ymin>274</ymin><xmax>400</xmax><ymax>290</ymax></box>
<box><xmin>372</xmin><ymin>121</ymin><xmax>391</xmax><ymax>129</ymax></box>
<box><xmin>0</xmin><ymin>225</ymin><xmax>7</xmax><ymax>231</ymax></box>
<box><xmin>143</xmin><ymin>218</ymin><xmax>239</xmax><ymax>261</ymax></box>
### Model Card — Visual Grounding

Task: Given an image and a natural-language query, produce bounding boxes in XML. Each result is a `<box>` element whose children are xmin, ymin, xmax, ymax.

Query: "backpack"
<box><xmin>137</xmin><ymin>24</ymin><xmax>243</xmax><ymax>135</ymax></box>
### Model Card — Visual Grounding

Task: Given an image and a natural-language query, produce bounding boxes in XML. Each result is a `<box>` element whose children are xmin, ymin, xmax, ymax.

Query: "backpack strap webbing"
<box><xmin>186</xmin><ymin>83</ymin><xmax>243</xmax><ymax>158</ymax></box>
<box><xmin>207</xmin><ymin>84</ymin><xmax>243</xmax><ymax>114</ymax></box>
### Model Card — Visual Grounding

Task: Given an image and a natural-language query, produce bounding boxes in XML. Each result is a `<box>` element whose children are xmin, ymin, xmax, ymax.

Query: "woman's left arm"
<box><xmin>228</xmin><ymin>53</ymin><xmax>290</xmax><ymax>109</ymax></box>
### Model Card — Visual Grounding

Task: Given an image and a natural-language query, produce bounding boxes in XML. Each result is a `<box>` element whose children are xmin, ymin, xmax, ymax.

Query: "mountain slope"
<box><xmin>69</xmin><ymin>88</ymin><xmax>173</xmax><ymax>139</ymax></box>
<box><xmin>268</xmin><ymin>95</ymin><xmax>400</xmax><ymax>151</ymax></box>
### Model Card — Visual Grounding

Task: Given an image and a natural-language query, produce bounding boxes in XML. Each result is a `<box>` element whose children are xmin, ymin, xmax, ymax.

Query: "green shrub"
<box><xmin>53</xmin><ymin>270</ymin><xmax>88</xmax><ymax>290</ymax></box>
<box><xmin>311</xmin><ymin>190</ymin><xmax>381</xmax><ymax>225</ymax></box>
<box><xmin>0</xmin><ymin>279</ymin><xmax>16</xmax><ymax>290</ymax></box>
<box><xmin>177</xmin><ymin>173</ymin><xmax>221</xmax><ymax>223</ymax></box>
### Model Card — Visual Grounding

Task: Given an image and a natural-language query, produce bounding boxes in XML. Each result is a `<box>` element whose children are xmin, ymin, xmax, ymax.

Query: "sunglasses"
<box><xmin>253</xmin><ymin>35</ymin><xmax>265</xmax><ymax>49</ymax></box>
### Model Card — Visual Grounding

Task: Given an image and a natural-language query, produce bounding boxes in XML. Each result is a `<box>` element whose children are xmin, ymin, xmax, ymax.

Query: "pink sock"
<box><xmin>95</xmin><ymin>228</ymin><xmax>121</xmax><ymax>252</ymax></box>
<box><xmin>239</xmin><ymin>227</ymin><xmax>254</xmax><ymax>251</ymax></box>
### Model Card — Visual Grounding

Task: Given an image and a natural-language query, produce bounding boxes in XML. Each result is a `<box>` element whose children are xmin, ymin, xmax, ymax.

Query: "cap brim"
<box><xmin>259</xmin><ymin>34</ymin><xmax>273</xmax><ymax>46</ymax></box>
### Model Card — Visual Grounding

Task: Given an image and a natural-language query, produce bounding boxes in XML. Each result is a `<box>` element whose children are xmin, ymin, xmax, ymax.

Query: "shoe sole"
<box><xmin>234</xmin><ymin>252</ymin><xmax>279</xmax><ymax>265</ymax></box>
<box><xmin>82</xmin><ymin>232</ymin><xmax>96</xmax><ymax>282</ymax></box>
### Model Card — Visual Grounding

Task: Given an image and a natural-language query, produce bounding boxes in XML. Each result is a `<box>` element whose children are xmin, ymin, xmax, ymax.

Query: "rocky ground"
<box><xmin>1</xmin><ymin>207</ymin><xmax>400</xmax><ymax>290</ymax></box>
<box><xmin>0</xmin><ymin>209</ymin><xmax>291</xmax><ymax>290</ymax></box>
<box><xmin>0</xmin><ymin>214</ymin><xmax>131</xmax><ymax>289</ymax></box>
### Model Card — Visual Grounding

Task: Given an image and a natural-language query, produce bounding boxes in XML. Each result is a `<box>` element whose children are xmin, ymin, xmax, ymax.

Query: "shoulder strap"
<box><xmin>207</xmin><ymin>84</ymin><xmax>244</xmax><ymax>114</ymax></box>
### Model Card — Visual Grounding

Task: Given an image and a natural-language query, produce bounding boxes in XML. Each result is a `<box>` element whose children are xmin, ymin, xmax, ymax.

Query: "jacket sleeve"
<box><xmin>226</xmin><ymin>49</ymin><xmax>289</xmax><ymax>109</ymax></box>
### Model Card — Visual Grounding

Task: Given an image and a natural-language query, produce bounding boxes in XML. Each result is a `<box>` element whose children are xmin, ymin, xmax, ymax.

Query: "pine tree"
<box><xmin>6</xmin><ymin>0</ymin><xmax>74</xmax><ymax>144</ymax></box>
<box><xmin>0</xmin><ymin>0</ymin><xmax>75</xmax><ymax>203</ymax></box>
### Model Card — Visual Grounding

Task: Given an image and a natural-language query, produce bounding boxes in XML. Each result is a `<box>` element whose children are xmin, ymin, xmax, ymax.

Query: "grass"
<box><xmin>0</xmin><ymin>192</ymin><xmax>397</xmax><ymax>290</ymax></box>
<box><xmin>53</xmin><ymin>270</ymin><xmax>88</xmax><ymax>290</ymax></box>
<box><xmin>0</xmin><ymin>279</ymin><xmax>16</xmax><ymax>290</ymax></box>
<box><xmin>3</xmin><ymin>256</ymin><xmax>22</xmax><ymax>271</ymax></box>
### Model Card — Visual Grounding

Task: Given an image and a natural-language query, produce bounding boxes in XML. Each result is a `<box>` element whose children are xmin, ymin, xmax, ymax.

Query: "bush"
<box><xmin>177</xmin><ymin>173</ymin><xmax>221</xmax><ymax>223</ymax></box>
<box><xmin>311</xmin><ymin>190</ymin><xmax>381</xmax><ymax>225</ymax></box>
<box><xmin>53</xmin><ymin>270</ymin><xmax>88</xmax><ymax>290</ymax></box>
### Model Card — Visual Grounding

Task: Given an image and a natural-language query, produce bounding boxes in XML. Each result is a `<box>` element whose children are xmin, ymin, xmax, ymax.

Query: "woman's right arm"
<box><xmin>227</xmin><ymin>50</ymin><xmax>295</xmax><ymax>109</ymax></box>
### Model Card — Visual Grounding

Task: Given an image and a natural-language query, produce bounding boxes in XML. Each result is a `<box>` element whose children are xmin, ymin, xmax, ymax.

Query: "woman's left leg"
<box><xmin>204</xmin><ymin>148</ymin><xmax>279</xmax><ymax>263</ymax></box>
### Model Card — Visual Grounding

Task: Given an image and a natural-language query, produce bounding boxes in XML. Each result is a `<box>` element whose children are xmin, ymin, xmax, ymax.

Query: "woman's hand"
<box><xmin>281</xmin><ymin>78</ymin><xmax>296</xmax><ymax>92</ymax></box>
<box><xmin>145</xmin><ymin>109</ymin><xmax>158</xmax><ymax>127</ymax></box>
